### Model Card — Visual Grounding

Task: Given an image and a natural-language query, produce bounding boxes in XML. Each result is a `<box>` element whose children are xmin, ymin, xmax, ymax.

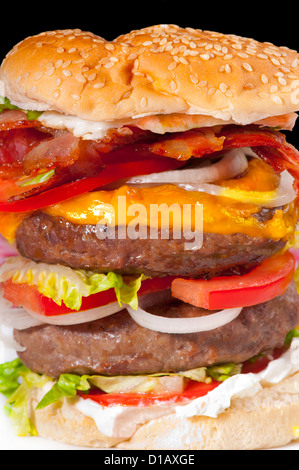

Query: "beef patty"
<box><xmin>16</xmin><ymin>211</ymin><xmax>286</xmax><ymax>277</ymax></box>
<box><xmin>14</xmin><ymin>281</ymin><xmax>299</xmax><ymax>378</ymax></box>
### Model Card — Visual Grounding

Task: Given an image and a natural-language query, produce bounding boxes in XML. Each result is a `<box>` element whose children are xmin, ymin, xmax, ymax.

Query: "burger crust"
<box><xmin>1</xmin><ymin>25</ymin><xmax>299</xmax><ymax>124</ymax></box>
<box><xmin>28</xmin><ymin>371</ymin><xmax>299</xmax><ymax>450</ymax></box>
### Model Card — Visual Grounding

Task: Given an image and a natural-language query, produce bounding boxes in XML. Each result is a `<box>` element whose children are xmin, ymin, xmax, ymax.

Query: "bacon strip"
<box><xmin>220</xmin><ymin>126</ymin><xmax>299</xmax><ymax>194</ymax></box>
<box><xmin>1</xmin><ymin>108</ymin><xmax>299</xmax><ymax>201</ymax></box>
<box><xmin>149</xmin><ymin>128</ymin><xmax>225</xmax><ymax>160</ymax></box>
<box><xmin>149</xmin><ymin>125</ymin><xmax>299</xmax><ymax>195</ymax></box>
<box><xmin>0</xmin><ymin>109</ymin><xmax>41</xmax><ymax>131</ymax></box>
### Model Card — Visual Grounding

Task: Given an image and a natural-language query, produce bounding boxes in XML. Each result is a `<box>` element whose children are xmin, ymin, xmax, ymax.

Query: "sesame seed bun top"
<box><xmin>1</xmin><ymin>24</ymin><xmax>299</xmax><ymax>124</ymax></box>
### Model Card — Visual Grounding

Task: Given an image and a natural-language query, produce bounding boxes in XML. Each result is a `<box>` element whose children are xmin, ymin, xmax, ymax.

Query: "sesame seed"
<box><xmin>261</xmin><ymin>74</ymin><xmax>268</xmax><ymax>84</ymax></box>
<box><xmin>68</xmin><ymin>47</ymin><xmax>77</xmax><ymax>53</ymax></box>
<box><xmin>63</xmin><ymin>69</ymin><xmax>72</xmax><ymax>77</ymax></box>
<box><xmin>105</xmin><ymin>44</ymin><xmax>115</xmax><ymax>51</ymax></box>
<box><xmin>278</xmin><ymin>77</ymin><xmax>287</xmax><ymax>86</ymax></box>
<box><xmin>238</xmin><ymin>52</ymin><xmax>249</xmax><ymax>59</ymax></box>
<box><xmin>104</xmin><ymin>61</ymin><xmax>115</xmax><ymax>69</ymax></box>
<box><xmin>170</xmin><ymin>80</ymin><xmax>177</xmax><ymax>90</ymax></box>
<box><xmin>88</xmin><ymin>73</ymin><xmax>97</xmax><ymax>81</ymax></box>
<box><xmin>270</xmin><ymin>85</ymin><xmax>279</xmax><ymax>93</ymax></box>
<box><xmin>272</xmin><ymin>95</ymin><xmax>283</xmax><ymax>104</ymax></box>
<box><xmin>271</xmin><ymin>57</ymin><xmax>280</xmax><ymax>66</ymax></box>
<box><xmin>56</xmin><ymin>47</ymin><xmax>64</xmax><ymax>53</ymax></box>
<box><xmin>243</xmin><ymin>63</ymin><xmax>253</xmax><ymax>72</ymax></box>
<box><xmin>190</xmin><ymin>74</ymin><xmax>199</xmax><ymax>84</ymax></box>
<box><xmin>219</xmin><ymin>82</ymin><xmax>228</xmax><ymax>93</ymax></box>
<box><xmin>140</xmin><ymin>97</ymin><xmax>147</xmax><ymax>107</ymax></box>
<box><xmin>71</xmin><ymin>94</ymin><xmax>80</xmax><ymax>101</ymax></box>
<box><xmin>34</xmin><ymin>72</ymin><xmax>43</xmax><ymax>80</ymax></box>
<box><xmin>62</xmin><ymin>60</ymin><xmax>71</xmax><ymax>68</ymax></box>
<box><xmin>93</xmin><ymin>82</ymin><xmax>105</xmax><ymax>89</ymax></box>
<box><xmin>226</xmin><ymin>90</ymin><xmax>234</xmax><ymax>97</ymax></box>
<box><xmin>257</xmin><ymin>53</ymin><xmax>268</xmax><ymax>60</ymax></box>
<box><xmin>258</xmin><ymin>92</ymin><xmax>269</xmax><ymax>99</ymax></box>
<box><xmin>200</xmin><ymin>53</ymin><xmax>210</xmax><ymax>60</ymax></box>
<box><xmin>179</xmin><ymin>57</ymin><xmax>189</xmax><ymax>65</ymax></box>
<box><xmin>168</xmin><ymin>61</ymin><xmax>177</xmax><ymax>71</ymax></box>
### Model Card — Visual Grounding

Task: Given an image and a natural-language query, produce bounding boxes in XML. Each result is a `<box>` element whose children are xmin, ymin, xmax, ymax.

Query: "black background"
<box><xmin>0</xmin><ymin>0</ymin><xmax>298</xmax><ymax>146</ymax></box>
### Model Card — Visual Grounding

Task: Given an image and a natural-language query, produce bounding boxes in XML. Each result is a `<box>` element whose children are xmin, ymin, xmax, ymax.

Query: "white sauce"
<box><xmin>38</xmin><ymin>112</ymin><xmax>131</xmax><ymax>141</ymax></box>
<box><xmin>75</xmin><ymin>338</ymin><xmax>299</xmax><ymax>439</ymax></box>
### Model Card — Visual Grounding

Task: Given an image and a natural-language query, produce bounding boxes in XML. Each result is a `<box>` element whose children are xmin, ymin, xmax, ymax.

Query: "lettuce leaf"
<box><xmin>18</xmin><ymin>169</ymin><xmax>55</xmax><ymax>188</ymax></box>
<box><xmin>0</xmin><ymin>358</ymin><xmax>48</xmax><ymax>436</ymax></box>
<box><xmin>0</xmin><ymin>96</ymin><xmax>43</xmax><ymax>120</ymax></box>
<box><xmin>0</xmin><ymin>256</ymin><xmax>144</xmax><ymax>311</ymax></box>
<box><xmin>0</xmin><ymin>96</ymin><xmax>18</xmax><ymax>112</ymax></box>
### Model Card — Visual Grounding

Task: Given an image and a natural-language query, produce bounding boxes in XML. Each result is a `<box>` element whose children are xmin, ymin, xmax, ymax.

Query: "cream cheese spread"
<box><xmin>74</xmin><ymin>338</ymin><xmax>299</xmax><ymax>439</ymax></box>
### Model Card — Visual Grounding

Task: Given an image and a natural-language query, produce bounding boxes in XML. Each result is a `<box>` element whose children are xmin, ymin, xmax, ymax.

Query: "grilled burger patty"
<box><xmin>16</xmin><ymin>210</ymin><xmax>287</xmax><ymax>277</ymax></box>
<box><xmin>14</xmin><ymin>281</ymin><xmax>299</xmax><ymax>378</ymax></box>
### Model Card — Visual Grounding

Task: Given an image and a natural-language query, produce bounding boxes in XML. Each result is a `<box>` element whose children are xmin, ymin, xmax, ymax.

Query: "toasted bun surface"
<box><xmin>1</xmin><ymin>25</ymin><xmax>299</xmax><ymax>124</ymax></box>
<box><xmin>28</xmin><ymin>372</ymin><xmax>299</xmax><ymax>450</ymax></box>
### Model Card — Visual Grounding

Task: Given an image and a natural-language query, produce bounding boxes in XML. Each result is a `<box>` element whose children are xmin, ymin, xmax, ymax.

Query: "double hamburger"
<box><xmin>0</xmin><ymin>24</ymin><xmax>299</xmax><ymax>449</ymax></box>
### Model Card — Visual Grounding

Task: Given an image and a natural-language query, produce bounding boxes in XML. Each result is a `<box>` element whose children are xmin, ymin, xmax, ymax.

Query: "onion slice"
<box><xmin>126</xmin><ymin>304</ymin><xmax>243</xmax><ymax>333</ymax></box>
<box><xmin>0</xmin><ymin>290</ymin><xmax>124</xmax><ymax>327</ymax></box>
<box><xmin>26</xmin><ymin>301</ymin><xmax>123</xmax><ymax>325</ymax></box>
<box><xmin>177</xmin><ymin>169</ymin><xmax>296</xmax><ymax>208</ymax></box>
<box><xmin>127</xmin><ymin>148</ymin><xmax>249</xmax><ymax>185</ymax></box>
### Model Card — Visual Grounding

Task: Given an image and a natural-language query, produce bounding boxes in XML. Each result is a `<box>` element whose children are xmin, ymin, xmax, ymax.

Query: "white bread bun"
<box><xmin>1</xmin><ymin>25</ymin><xmax>299</xmax><ymax>124</ymax></box>
<box><xmin>27</xmin><ymin>371</ymin><xmax>299</xmax><ymax>450</ymax></box>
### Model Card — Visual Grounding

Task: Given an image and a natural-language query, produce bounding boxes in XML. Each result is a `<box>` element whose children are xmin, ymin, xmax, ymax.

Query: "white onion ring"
<box><xmin>127</xmin><ymin>148</ymin><xmax>249</xmax><ymax>185</ymax></box>
<box><xmin>177</xmin><ymin>169</ymin><xmax>296</xmax><ymax>208</ymax></box>
<box><xmin>26</xmin><ymin>301</ymin><xmax>123</xmax><ymax>325</ymax></box>
<box><xmin>0</xmin><ymin>290</ymin><xmax>123</xmax><ymax>327</ymax></box>
<box><xmin>126</xmin><ymin>304</ymin><xmax>243</xmax><ymax>333</ymax></box>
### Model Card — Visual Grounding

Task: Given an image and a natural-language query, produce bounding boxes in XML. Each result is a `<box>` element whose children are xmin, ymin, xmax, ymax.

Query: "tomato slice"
<box><xmin>171</xmin><ymin>251</ymin><xmax>296</xmax><ymax>310</ymax></box>
<box><xmin>0</xmin><ymin>158</ymin><xmax>183</xmax><ymax>212</ymax></box>
<box><xmin>78</xmin><ymin>379</ymin><xmax>220</xmax><ymax>407</ymax></box>
<box><xmin>2</xmin><ymin>276</ymin><xmax>175</xmax><ymax>317</ymax></box>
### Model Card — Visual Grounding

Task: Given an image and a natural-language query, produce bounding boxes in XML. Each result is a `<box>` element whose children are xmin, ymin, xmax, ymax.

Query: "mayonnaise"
<box><xmin>75</xmin><ymin>338</ymin><xmax>299</xmax><ymax>439</ymax></box>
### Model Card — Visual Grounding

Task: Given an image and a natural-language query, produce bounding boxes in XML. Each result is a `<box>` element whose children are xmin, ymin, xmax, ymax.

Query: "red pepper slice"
<box><xmin>171</xmin><ymin>251</ymin><xmax>296</xmax><ymax>310</ymax></box>
<box><xmin>78</xmin><ymin>379</ymin><xmax>220</xmax><ymax>407</ymax></box>
<box><xmin>0</xmin><ymin>158</ymin><xmax>183</xmax><ymax>212</ymax></box>
<box><xmin>2</xmin><ymin>276</ymin><xmax>175</xmax><ymax>317</ymax></box>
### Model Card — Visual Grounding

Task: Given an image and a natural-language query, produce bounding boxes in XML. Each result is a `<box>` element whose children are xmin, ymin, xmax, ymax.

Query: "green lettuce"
<box><xmin>0</xmin><ymin>256</ymin><xmax>144</xmax><ymax>311</ymax></box>
<box><xmin>18</xmin><ymin>169</ymin><xmax>55</xmax><ymax>188</ymax></box>
<box><xmin>0</xmin><ymin>96</ymin><xmax>43</xmax><ymax>120</ymax></box>
<box><xmin>0</xmin><ymin>96</ymin><xmax>18</xmax><ymax>112</ymax></box>
<box><xmin>0</xmin><ymin>357</ymin><xmax>241</xmax><ymax>436</ymax></box>
<box><xmin>0</xmin><ymin>358</ymin><xmax>48</xmax><ymax>436</ymax></box>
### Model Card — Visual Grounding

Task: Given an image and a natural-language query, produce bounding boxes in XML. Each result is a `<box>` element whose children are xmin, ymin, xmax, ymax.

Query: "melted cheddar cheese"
<box><xmin>0</xmin><ymin>159</ymin><xmax>297</xmax><ymax>243</ymax></box>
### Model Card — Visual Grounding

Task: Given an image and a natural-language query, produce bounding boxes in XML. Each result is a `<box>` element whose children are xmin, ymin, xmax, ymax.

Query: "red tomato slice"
<box><xmin>0</xmin><ymin>158</ymin><xmax>183</xmax><ymax>212</ymax></box>
<box><xmin>171</xmin><ymin>251</ymin><xmax>295</xmax><ymax>310</ymax></box>
<box><xmin>2</xmin><ymin>276</ymin><xmax>175</xmax><ymax>317</ymax></box>
<box><xmin>78</xmin><ymin>379</ymin><xmax>220</xmax><ymax>407</ymax></box>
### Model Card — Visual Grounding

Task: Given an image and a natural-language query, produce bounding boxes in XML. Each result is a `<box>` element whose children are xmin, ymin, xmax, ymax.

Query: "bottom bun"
<box><xmin>27</xmin><ymin>372</ymin><xmax>299</xmax><ymax>450</ymax></box>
